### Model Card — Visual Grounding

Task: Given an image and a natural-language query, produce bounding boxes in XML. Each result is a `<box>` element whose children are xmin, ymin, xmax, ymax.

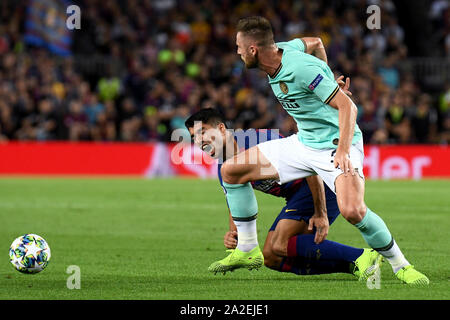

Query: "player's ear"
<box><xmin>218</xmin><ymin>122</ymin><xmax>227</xmax><ymax>134</ymax></box>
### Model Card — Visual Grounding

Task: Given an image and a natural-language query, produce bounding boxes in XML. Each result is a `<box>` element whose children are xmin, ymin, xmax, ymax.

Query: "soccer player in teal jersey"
<box><xmin>216</xmin><ymin>16</ymin><xmax>428</xmax><ymax>285</ymax></box>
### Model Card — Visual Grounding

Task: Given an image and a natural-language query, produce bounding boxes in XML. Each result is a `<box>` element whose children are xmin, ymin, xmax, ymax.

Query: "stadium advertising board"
<box><xmin>0</xmin><ymin>143</ymin><xmax>448</xmax><ymax>179</ymax></box>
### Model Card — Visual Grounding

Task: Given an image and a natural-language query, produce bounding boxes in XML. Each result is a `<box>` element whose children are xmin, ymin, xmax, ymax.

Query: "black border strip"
<box><xmin>232</xmin><ymin>214</ymin><xmax>258</xmax><ymax>221</ymax></box>
<box><xmin>374</xmin><ymin>237</ymin><xmax>395</xmax><ymax>252</ymax></box>
<box><xmin>0</xmin><ymin>300</ymin><xmax>447</xmax><ymax>318</ymax></box>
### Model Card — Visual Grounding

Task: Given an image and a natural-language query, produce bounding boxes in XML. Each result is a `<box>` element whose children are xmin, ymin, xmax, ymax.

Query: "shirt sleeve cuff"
<box><xmin>324</xmin><ymin>85</ymin><xmax>339</xmax><ymax>104</ymax></box>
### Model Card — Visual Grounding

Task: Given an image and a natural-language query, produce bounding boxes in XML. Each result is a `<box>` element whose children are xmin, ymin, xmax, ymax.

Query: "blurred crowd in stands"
<box><xmin>0</xmin><ymin>0</ymin><xmax>449</xmax><ymax>144</ymax></box>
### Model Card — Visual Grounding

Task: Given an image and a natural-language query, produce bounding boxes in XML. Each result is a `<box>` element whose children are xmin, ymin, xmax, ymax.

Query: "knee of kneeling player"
<box><xmin>340</xmin><ymin>203</ymin><xmax>366</xmax><ymax>224</ymax></box>
<box><xmin>262</xmin><ymin>250</ymin><xmax>281</xmax><ymax>270</ymax></box>
<box><xmin>221</xmin><ymin>162</ymin><xmax>247</xmax><ymax>184</ymax></box>
<box><xmin>271</xmin><ymin>240</ymin><xmax>288</xmax><ymax>257</ymax></box>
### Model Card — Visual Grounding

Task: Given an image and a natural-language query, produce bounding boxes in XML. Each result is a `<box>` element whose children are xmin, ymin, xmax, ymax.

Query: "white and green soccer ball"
<box><xmin>9</xmin><ymin>234</ymin><xmax>51</xmax><ymax>274</ymax></box>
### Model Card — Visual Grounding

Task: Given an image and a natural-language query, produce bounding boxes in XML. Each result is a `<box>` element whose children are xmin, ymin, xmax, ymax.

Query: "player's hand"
<box><xmin>333</xmin><ymin>149</ymin><xmax>355</xmax><ymax>176</ymax></box>
<box><xmin>224</xmin><ymin>231</ymin><xmax>238</xmax><ymax>249</ymax></box>
<box><xmin>336</xmin><ymin>75</ymin><xmax>352</xmax><ymax>96</ymax></box>
<box><xmin>308</xmin><ymin>215</ymin><xmax>329</xmax><ymax>244</ymax></box>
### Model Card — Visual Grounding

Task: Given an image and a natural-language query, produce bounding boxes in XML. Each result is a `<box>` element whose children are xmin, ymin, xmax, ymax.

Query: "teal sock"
<box><xmin>222</xmin><ymin>182</ymin><xmax>258</xmax><ymax>220</ymax></box>
<box><xmin>222</xmin><ymin>182</ymin><xmax>259</xmax><ymax>252</ymax></box>
<box><xmin>355</xmin><ymin>208</ymin><xmax>393</xmax><ymax>250</ymax></box>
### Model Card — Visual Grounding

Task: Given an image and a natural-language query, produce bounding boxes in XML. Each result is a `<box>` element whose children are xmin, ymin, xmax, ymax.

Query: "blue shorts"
<box><xmin>269</xmin><ymin>186</ymin><xmax>340</xmax><ymax>231</ymax></box>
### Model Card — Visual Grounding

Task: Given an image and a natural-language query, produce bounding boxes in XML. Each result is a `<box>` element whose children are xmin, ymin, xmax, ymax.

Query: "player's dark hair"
<box><xmin>184</xmin><ymin>108</ymin><xmax>226</xmax><ymax>129</ymax></box>
<box><xmin>236</xmin><ymin>16</ymin><xmax>274</xmax><ymax>47</ymax></box>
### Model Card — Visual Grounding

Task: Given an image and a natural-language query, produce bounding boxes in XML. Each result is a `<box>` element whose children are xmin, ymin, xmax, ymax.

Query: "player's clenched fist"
<box><xmin>224</xmin><ymin>231</ymin><xmax>238</xmax><ymax>249</ymax></box>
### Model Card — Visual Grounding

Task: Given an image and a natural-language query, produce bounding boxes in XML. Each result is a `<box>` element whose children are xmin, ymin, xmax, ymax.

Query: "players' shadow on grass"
<box><xmin>205</xmin><ymin>276</ymin><xmax>358</xmax><ymax>283</ymax></box>
<box><xmin>118</xmin><ymin>273</ymin><xmax>360</xmax><ymax>284</ymax></box>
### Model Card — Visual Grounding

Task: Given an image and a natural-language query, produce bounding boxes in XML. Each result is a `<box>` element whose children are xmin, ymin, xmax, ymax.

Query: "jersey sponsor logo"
<box><xmin>308</xmin><ymin>74</ymin><xmax>323</xmax><ymax>91</ymax></box>
<box><xmin>279</xmin><ymin>81</ymin><xmax>289</xmax><ymax>94</ymax></box>
<box><xmin>277</xmin><ymin>97</ymin><xmax>300</xmax><ymax>109</ymax></box>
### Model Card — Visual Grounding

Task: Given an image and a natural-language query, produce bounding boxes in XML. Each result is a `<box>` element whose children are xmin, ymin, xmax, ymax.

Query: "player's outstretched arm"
<box><xmin>300</xmin><ymin>37</ymin><xmax>328</xmax><ymax>64</ymax></box>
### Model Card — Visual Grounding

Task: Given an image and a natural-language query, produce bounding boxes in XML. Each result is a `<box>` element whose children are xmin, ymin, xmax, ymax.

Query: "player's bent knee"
<box><xmin>221</xmin><ymin>163</ymin><xmax>238</xmax><ymax>184</ymax></box>
<box><xmin>271</xmin><ymin>240</ymin><xmax>288</xmax><ymax>257</ymax></box>
<box><xmin>262</xmin><ymin>250</ymin><xmax>281</xmax><ymax>270</ymax></box>
<box><xmin>340</xmin><ymin>203</ymin><xmax>367</xmax><ymax>224</ymax></box>
<box><xmin>263</xmin><ymin>258</ymin><xmax>277</xmax><ymax>270</ymax></box>
<box><xmin>262</xmin><ymin>250</ymin><xmax>274</xmax><ymax>268</ymax></box>
<box><xmin>221</xmin><ymin>162</ymin><xmax>248</xmax><ymax>184</ymax></box>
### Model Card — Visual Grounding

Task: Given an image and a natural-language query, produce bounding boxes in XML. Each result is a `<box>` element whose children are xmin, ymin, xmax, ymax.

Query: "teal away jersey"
<box><xmin>268</xmin><ymin>39</ymin><xmax>362</xmax><ymax>149</ymax></box>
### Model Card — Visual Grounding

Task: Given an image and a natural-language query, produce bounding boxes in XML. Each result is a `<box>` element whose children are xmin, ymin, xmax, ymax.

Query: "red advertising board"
<box><xmin>362</xmin><ymin>145</ymin><xmax>450</xmax><ymax>179</ymax></box>
<box><xmin>0</xmin><ymin>142</ymin><xmax>155</xmax><ymax>175</ymax></box>
<box><xmin>0</xmin><ymin>142</ymin><xmax>448</xmax><ymax>179</ymax></box>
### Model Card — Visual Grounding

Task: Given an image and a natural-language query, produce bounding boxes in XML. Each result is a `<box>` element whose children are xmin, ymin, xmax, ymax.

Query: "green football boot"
<box><xmin>353</xmin><ymin>249</ymin><xmax>384</xmax><ymax>281</ymax></box>
<box><xmin>208</xmin><ymin>247</ymin><xmax>264</xmax><ymax>275</ymax></box>
<box><xmin>395</xmin><ymin>265</ymin><xmax>429</xmax><ymax>285</ymax></box>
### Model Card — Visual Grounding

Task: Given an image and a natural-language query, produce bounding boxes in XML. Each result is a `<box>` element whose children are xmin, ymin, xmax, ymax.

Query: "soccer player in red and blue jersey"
<box><xmin>185</xmin><ymin>108</ymin><xmax>382</xmax><ymax>279</ymax></box>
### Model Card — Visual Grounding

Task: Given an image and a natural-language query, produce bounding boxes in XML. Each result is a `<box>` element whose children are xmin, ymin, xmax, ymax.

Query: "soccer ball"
<box><xmin>9</xmin><ymin>234</ymin><xmax>51</xmax><ymax>274</ymax></box>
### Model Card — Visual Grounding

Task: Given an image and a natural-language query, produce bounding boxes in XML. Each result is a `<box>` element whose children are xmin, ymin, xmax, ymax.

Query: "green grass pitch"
<box><xmin>0</xmin><ymin>177</ymin><xmax>449</xmax><ymax>300</ymax></box>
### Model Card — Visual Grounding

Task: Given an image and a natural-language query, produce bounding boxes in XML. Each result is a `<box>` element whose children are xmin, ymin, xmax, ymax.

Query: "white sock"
<box><xmin>234</xmin><ymin>219</ymin><xmax>258</xmax><ymax>252</ymax></box>
<box><xmin>377</xmin><ymin>240</ymin><xmax>410</xmax><ymax>273</ymax></box>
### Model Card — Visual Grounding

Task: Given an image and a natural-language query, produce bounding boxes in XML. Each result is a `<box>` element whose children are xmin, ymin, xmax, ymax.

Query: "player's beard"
<box><xmin>244</xmin><ymin>52</ymin><xmax>259</xmax><ymax>69</ymax></box>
